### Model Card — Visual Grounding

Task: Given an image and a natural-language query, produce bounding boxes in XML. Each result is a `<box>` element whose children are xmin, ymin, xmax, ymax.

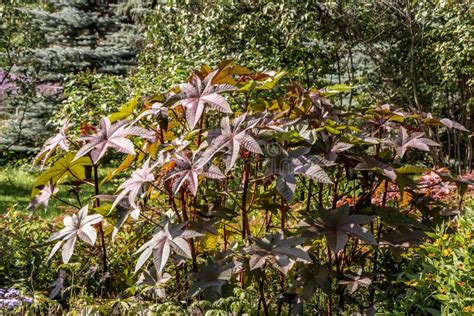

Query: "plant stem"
<box><xmin>306</xmin><ymin>179</ymin><xmax>313</xmax><ymax>212</ymax></box>
<box><xmin>93</xmin><ymin>163</ymin><xmax>109</xmax><ymax>292</ymax></box>
<box><xmin>180</xmin><ymin>190</ymin><xmax>197</xmax><ymax>271</ymax></box>
<box><xmin>327</xmin><ymin>245</ymin><xmax>332</xmax><ymax>315</ymax></box>
<box><xmin>318</xmin><ymin>183</ymin><xmax>324</xmax><ymax>207</ymax></box>
<box><xmin>241</xmin><ymin>154</ymin><xmax>251</xmax><ymax>239</ymax></box>
<box><xmin>169</xmin><ymin>191</ymin><xmax>183</xmax><ymax>222</ymax></box>
<box><xmin>370</xmin><ymin>180</ymin><xmax>388</xmax><ymax>305</ymax></box>
<box><xmin>196</xmin><ymin>113</ymin><xmax>205</xmax><ymax>146</ymax></box>
<box><xmin>332</xmin><ymin>167</ymin><xmax>342</xmax><ymax>208</ymax></box>
<box><xmin>259</xmin><ymin>277</ymin><xmax>270</xmax><ymax>316</ymax></box>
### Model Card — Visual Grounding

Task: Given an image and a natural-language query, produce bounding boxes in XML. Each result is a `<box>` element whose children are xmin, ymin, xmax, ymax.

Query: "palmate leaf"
<box><xmin>28</xmin><ymin>182</ymin><xmax>58</xmax><ymax>211</ymax></box>
<box><xmin>276</xmin><ymin>175</ymin><xmax>297</xmax><ymax>205</ymax></box>
<box><xmin>386</xmin><ymin>127</ymin><xmax>440</xmax><ymax>158</ymax></box>
<box><xmin>32</xmin><ymin>152</ymin><xmax>92</xmax><ymax>196</ymax></box>
<box><xmin>166</xmin><ymin>152</ymin><xmax>225</xmax><ymax>196</ymax></box>
<box><xmin>199</xmin><ymin>115</ymin><xmax>263</xmax><ymax>172</ymax></box>
<box><xmin>173</xmin><ymin>70</ymin><xmax>235</xmax><ymax>129</ymax></box>
<box><xmin>264</xmin><ymin>146</ymin><xmax>332</xmax><ymax>202</ymax></box>
<box><xmin>34</xmin><ymin>120</ymin><xmax>70</xmax><ymax>167</ymax></box>
<box><xmin>47</xmin><ymin>206</ymin><xmax>103</xmax><ymax>263</ymax></box>
<box><xmin>134</xmin><ymin>222</ymin><xmax>203</xmax><ymax>274</ymax></box>
<box><xmin>256</xmin><ymin>70</ymin><xmax>287</xmax><ymax>90</ymax></box>
<box><xmin>187</xmin><ymin>259</ymin><xmax>238</xmax><ymax>298</ymax></box>
<box><xmin>300</xmin><ymin>204</ymin><xmax>377</xmax><ymax>253</ymax></box>
<box><xmin>111</xmin><ymin>158</ymin><xmax>156</xmax><ymax>212</ymax></box>
<box><xmin>96</xmin><ymin>194</ymin><xmax>140</xmax><ymax>241</ymax></box>
<box><xmin>101</xmin><ymin>154</ymin><xmax>136</xmax><ymax>184</ymax></box>
<box><xmin>355</xmin><ymin>157</ymin><xmax>397</xmax><ymax>181</ymax></box>
<box><xmin>109</xmin><ymin>95</ymin><xmax>139</xmax><ymax>122</ymax></box>
<box><xmin>246</xmin><ymin>232</ymin><xmax>311</xmax><ymax>274</ymax></box>
<box><xmin>338</xmin><ymin>268</ymin><xmax>371</xmax><ymax>294</ymax></box>
<box><xmin>137</xmin><ymin>266</ymin><xmax>171</xmax><ymax>300</ymax></box>
<box><xmin>49</xmin><ymin>270</ymin><xmax>66</xmax><ymax>299</ymax></box>
<box><xmin>439</xmin><ymin>118</ymin><xmax>469</xmax><ymax>132</ymax></box>
<box><xmin>134</xmin><ymin>102</ymin><xmax>169</xmax><ymax>131</ymax></box>
<box><xmin>296</xmin><ymin>263</ymin><xmax>332</xmax><ymax>298</ymax></box>
<box><xmin>74</xmin><ymin>117</ymin><xmax>153</xmax><ymax>164</ymax></box>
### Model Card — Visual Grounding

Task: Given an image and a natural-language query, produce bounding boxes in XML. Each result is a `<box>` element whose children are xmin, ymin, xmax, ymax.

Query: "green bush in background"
<box><xmin>389</xmin><ymin>204</ymin><xmax>474</xmax><ymax>314</ymax></box>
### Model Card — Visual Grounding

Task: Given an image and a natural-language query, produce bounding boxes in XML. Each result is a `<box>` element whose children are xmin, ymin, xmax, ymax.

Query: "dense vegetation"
<box><xmin>1</xmin><ymin>1</ymin><xmax>473</xmax><ymax>315</ymax></box>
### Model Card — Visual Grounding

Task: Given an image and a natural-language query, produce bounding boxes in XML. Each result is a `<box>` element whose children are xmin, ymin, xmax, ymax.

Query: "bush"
<box><xmin>15</xmin><ymin>62</ymin><xmax>474</xmax><ymax>314</ymax></box>
<box><xmin>387</xmin><ymin>203</ymin><xmax>474</xmax><ymax>314</ymax></box>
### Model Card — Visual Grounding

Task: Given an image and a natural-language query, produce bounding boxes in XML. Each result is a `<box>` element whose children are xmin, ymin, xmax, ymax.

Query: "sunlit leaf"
<box><xmin>32</xmin><ymin>152</ymin><xmax>92</xmax><ymax>196</ymax></box>
<box><xmin>109</xmin><ymin>95</ymin><xmax>139</xmax><ymax>122</ymax></box>
<box><xmin>47</xmin><ymin>206</ymin><xmax>103</xmax><ymax>263</ymax></box>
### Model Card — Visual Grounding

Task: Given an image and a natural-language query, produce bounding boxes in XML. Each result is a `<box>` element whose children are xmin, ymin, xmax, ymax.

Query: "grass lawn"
<box><xmin>0</xmin><ymin>164</ymin><xmax>118</xmax><ymax>217</ymax></box>
<box><xmin>0</xmin><ymin>164</ymin><xmax>37</xmax><ymax>213</ymax></box>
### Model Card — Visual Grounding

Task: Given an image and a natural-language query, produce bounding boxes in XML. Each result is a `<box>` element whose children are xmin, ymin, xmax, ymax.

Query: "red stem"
<box><xmin>241</xmin><ymin>154</ymin><xmax>251</xmax><ymax>239</ymax></box>
<box><xmin>93</xmin><ymin>164</ymin><xmax>109</xmax><ymax>292</ymax></box>
<box><xmin>180</xmin><ymin>190</ymin><xmax>197</xmax><ymax>271</ymax></box>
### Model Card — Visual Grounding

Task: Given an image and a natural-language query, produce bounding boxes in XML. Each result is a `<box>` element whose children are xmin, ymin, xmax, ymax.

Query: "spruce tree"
<box><xmin>0</xmin><ymin>0</ymin><xmax>140</xmax><ymax>159</ymax></box>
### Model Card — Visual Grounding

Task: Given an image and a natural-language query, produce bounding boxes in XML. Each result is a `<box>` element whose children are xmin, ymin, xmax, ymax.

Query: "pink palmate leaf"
<box><xmin>173</xmin><ymin>70</ymin><xmax>235</xmax><ymax>129</ymax></box>
<box><xmin>34</xmin><ymin>120</ymin><xmax>70</xmax><ymax>167</ymax></box>
<box><xmin>47</xmin><ymin>206</ymin><xmax>103</xmax><ymax>263</ymax></box>
<box><xmin>134</xmin><ymin>222</ymin><xmax>203</xmax><ymax>274</ymax></box>
<box><xmin>166</xmin><ymin>152</ymin><xmax>225</xmax><ymax>196</ymax></box>
<box><xmin>199</xmin><ymin>114</ymin><xmax>263</xmax><ymax>172</ymax></box>
<box><xmin>111</xmin><ymin>158</ymin><xmax>156</xmax><ymax>213</ymax></box>
<box><xmin>74</xmin><ymin>117</ymin><xmax>153</xmax><ymax>164</ymax></box>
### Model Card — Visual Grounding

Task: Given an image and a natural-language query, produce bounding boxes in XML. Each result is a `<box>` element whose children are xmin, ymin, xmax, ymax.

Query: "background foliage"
<box><xmin>2</xmin><ymin>1</ymin><xmax>472</xmax><ymax>169</ymax></box>
<box><xmin>0</xmin><ymin>1</ymin><xmax>473</xmax><ymax>315</ymax></box>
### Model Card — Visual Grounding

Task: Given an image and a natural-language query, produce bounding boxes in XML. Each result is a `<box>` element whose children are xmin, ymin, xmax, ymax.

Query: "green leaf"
<box><xmin>256</xmin><ymin>71</ymin><xmax>287</xmax><ymax>90</ymax></box>
<box><xmin>433</xmin><ymin>294</ymin><xmax>449</xmax><ymax>301</ymax></box>
<box><xmin>395</xmin><ymin>165</ymin><xmax>429</xmax><ymax>174</ymax></box>
<box><xmin>109</xmin><ymin>95</ymin><xmax>139</xmax><ymax>122</ymax></box>
<box><xmin>320</xmin><ymin>84</ymin><xmax>352</xmax><ymax>96</ymax></box>
<box><xmin>32</xmin><ymin>153</ymin><xmax>92</xmax><ymax>196</ymax></box>
<box><xmin>238</xmin><ymin>80</ymin><xmax>257</xmax><ymax>92</ymax></box>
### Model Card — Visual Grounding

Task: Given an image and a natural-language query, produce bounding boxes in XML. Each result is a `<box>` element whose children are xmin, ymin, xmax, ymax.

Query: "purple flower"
<box><xmin>0</xmin><ymin>298</ymin><xmax>20</xmax><ymax>309</ymax></box>
<box><xmin>22</xmin><ymin>297</ymin><xmax>33</xmax><ymax>304</ymax></box>
<box><xmin>5</xmin><ymin>288</ymin><xmax>19</xmax><ymax>298</ymax></box>
<box><xmin>36</xmin><ymin>82</ymin><xmax>62</xmax><ymax>96</ymax></box>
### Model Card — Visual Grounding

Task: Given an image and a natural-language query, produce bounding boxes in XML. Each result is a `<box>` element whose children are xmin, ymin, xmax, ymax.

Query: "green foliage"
<box><xmin>0</xmin><ymin>0</ymin><xmax>141</xmax><ymax>157</ymax></box>
<box><xmin>386</xmin><ymin>203</ymin><xmax>474</xmax><ymax>315</ymax></box>
<box><xmin>143</xmin><ymin>2</ymin><xmax>331</xmax><ymax>88</ymax></box>
<box><xmin>17</xmin><ymin>61</ymin><xmax>472</xmax><ymax>315</ymax></box>
<box><xmin>53</xmin><ymin>72</ymin><xmax>131</xmax><ymax>129</ymax></box>
<box><xmin>141</xmin><ymin>1</ymin><xmax>473</xmax><ymax>171</ymax></box>
<box><xmin>0</xmin><ymin>209</ymin><xmax>59</xmax><ymax>290</ymax></box>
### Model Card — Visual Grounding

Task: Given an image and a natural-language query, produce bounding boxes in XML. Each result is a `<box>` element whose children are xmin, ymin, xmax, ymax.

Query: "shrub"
<box><xmin>382</xmin><ymin>202</ymin><xmax>474</xmax><ymax>314</ymax></box>
<box><xmin>25</xmin><ymin>61</ymin><xmax>472</xmax><ymax>314</ymax></box>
